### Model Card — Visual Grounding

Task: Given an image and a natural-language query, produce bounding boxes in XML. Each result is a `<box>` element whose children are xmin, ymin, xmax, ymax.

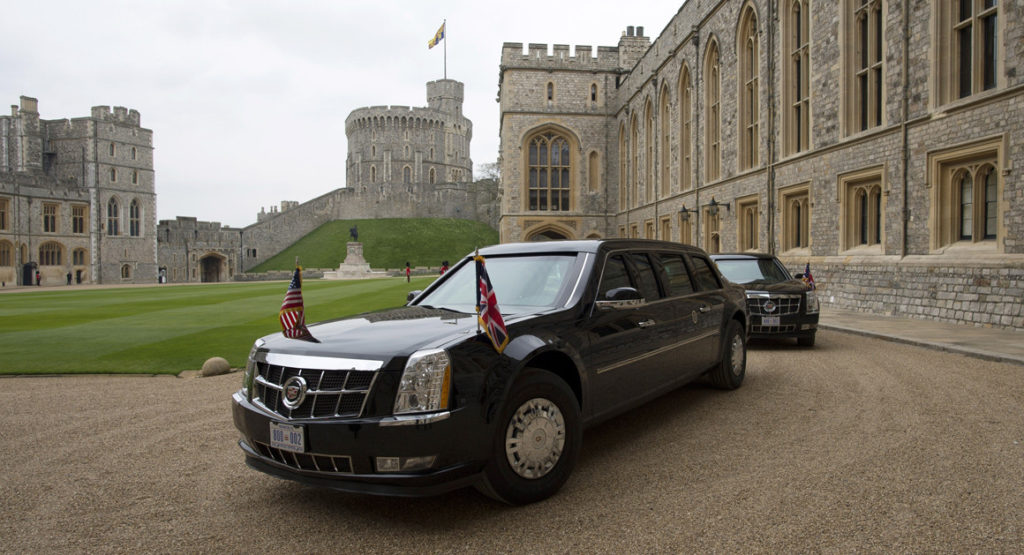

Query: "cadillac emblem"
<box><xmin>762</xmin><ymin>300</ymin><xmax>777</xmax><ymax>313</ymax></box>
<box><xmin>282</xmin><ymin>376</ymin><xmax>307</xmax><ymax>409</ymax></box>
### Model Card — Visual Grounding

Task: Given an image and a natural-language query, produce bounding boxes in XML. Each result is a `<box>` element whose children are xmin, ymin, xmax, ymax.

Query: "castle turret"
<box><xmin>617</xmin><ymin>25</ymin><xmax>651</xmax><ymax>70</ymax></box>
<box><xmin>427</xmin><ymin>79</ymin><xmax>464</xmax><ymax>117</ymax></box>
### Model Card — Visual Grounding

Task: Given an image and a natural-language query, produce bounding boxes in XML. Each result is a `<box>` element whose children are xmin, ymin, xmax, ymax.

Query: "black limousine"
<box><xmin>233</xmin><ymin>240</ymin><xmax>749</xmax><ymax>504</ymax></box>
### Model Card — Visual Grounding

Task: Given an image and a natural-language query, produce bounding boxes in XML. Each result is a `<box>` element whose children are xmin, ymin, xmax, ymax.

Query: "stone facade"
<box><xmin>498</xmin><ymin>3</ymin><xmax>1024</xmax><ymax>329</ymax></box>
<box><xmin>0</xmin><ymin>96</ymin><xmax>157</xmax><ymax>285</ymax></box>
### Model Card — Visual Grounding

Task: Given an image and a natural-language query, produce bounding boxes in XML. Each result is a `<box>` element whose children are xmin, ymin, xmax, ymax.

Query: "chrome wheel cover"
<box><xmin>729</xmin><ymin>333</ymin><xmax>745</xmax><ymax>376</ymax></box>
<box><xmin>505</xmin><ymin>397</ymin><xmax>566</xmax><ymax>479</ymax></box>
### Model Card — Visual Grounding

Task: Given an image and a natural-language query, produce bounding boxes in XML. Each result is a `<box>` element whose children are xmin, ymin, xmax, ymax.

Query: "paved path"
<box><xmin>819</xmin><ymin>307</ymin><xmax>1024</xmax><ymax>366</ymax></box>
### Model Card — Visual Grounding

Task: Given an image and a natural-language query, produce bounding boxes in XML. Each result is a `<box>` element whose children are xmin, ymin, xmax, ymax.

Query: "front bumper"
<box><xmin>232</xmin><ymin>391</ymin><xmax>487</xmax><ymax>496</ymax></box>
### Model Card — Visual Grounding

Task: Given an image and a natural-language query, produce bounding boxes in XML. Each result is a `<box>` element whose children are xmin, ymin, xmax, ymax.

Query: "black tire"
<box><xmin>709</xmin><ymin>319</ymin><xmax>746</xmax><ymax>390</ymax></box>
<box><xmin>476</xmin><ymin>368</ymin><xmax>581</xmax><ymax>505</ymax></box>
<box><xmin>797</xmin><ymin>332</ymin><xmax>816</xmax><ymax>347</ymax></box>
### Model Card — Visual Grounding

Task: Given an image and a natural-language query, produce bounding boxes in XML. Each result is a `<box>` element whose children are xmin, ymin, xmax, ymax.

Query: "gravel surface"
<box><xmin>2</xmin><ymin>330</ymin><xmax>1022</xmax><ymax>553</ymax></box>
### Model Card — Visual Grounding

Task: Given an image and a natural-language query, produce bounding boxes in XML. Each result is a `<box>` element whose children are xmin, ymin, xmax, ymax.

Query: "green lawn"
<box><xmin>0</xmin><ymin>276</ymin><xmax>437</xmax><ymax>375</ymax></box>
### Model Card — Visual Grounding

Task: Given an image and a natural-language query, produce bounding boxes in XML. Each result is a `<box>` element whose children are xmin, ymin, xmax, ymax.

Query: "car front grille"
<box><xmin>253</xmin><ymin>361</ymin><xmax>377</xmax><ymax>420</ymax></box>
<box><xmin>751</xmin><ymin>324</ymin><xmax>798</xmax><ymax>334</ymax></box>
<box><xmin>746</xmin><ymin>293</ymin><xmax>802</xmax><ymax>316</ymax></box>
<box><xmin>254</xmin><ymin>441</ymin><xmax>354</xmax><ymax>474</ymax></box>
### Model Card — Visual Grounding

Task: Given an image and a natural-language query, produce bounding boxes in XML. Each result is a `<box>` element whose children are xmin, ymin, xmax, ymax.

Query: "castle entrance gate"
<box><xmin>199</xmin><ymin>254</ymin><xmax>226</xmax><ymax>283</ymax></box>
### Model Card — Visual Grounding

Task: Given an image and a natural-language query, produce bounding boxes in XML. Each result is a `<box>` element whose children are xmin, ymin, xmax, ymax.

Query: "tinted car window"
<box><xmin>715</xmin><ymin>258</ymin><xmax>791</xmax><ymax>284</ymax></box>
<box><xmin>598</xmin><ymin>255</ymin><xmax>632</xmax><ymax>299</ymax></box>
<box><xmin>628</xmin><ymin>253</ymin><xmax>662</xmax><ymax>300</ymax></box>
<box><xmin>657</xmin><ymin>253</ymin><xmax>695</xmax><ymax>296</ymax></box>
<box><xmin>418</xmin><ymin>254</ymin><xmax>577</xmax><ymax>313</ymax></box>
<box><xmin>690</xmin><ymin>256</ymin><xmax>722</xmax><ymax>291</ymax></box>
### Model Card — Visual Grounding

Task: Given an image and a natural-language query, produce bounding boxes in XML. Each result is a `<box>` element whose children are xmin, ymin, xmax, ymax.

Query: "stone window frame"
<box><xmin>402</xmin><ymin>165</ymin><xmax>412</xmax><ymax>184</ymax></box>
<box><xmin>109</xmin><ymin>142</ymin><xmax>116</xmax><ymax>157</ymax></box>
<box><xmin>644</xmin><ymin>219</ymin><xmax>655</xmax><ymax>240</ymax></box>
<box><xmin>703</xmin><ymin>207</ymin><xmax>722</xmax><ymax>254</ymax></box>
<box><xmin>619</xmin><ymin>225</ymin><xmax>626</xmax><ymax>238</ymax></box>
<box><xmin>737</xmin><ymin>3</ymin><xmax>760</xmax><ymax>170</ymax></box>
<box><xmin>109</xmin><ymin>168</ymin><xmax>117</xmax><ymax>182</ymax></box>
<box><xmin>43</xmin><ymin>203</ymin><xmax>59</xmax><ymax>233</ymax></box>
<box><xmin>132</xmin><ymin>170</ymin><xmax>139</xmax><ymax>185</ymax></box>
<box><xmin>630</xmin><ymin>223</ymin><xmax>639</xmax><ymax>238</ymax></box>
<box><xmin>618</xmin><ymin>123</ymin><xmax>628</xmax><ymax>210</ymax></box>
<box><xmin>736</xmin><ymin>194</ymin><xmax>760</xmax><ymax>251</ymax></box>
<box><xmin>631</xmin><ymin>114</ymin><xmax>640</xmax><ymax>208</ymax></box>
<box><xmin>679</xmin><ymin>213</ymin><xmax>693</xmax><ymax>245</ymax></box>
<box><xmin>523</xmin><ymin>125</ymin><xmax>577</xmax><ymax>212</ymax></box>
<box><xmin>659</xmin><ymin>83</ymin><xmax>671</xmax><ymax>197</ymax></box>
<box><xmin>0</xmin><ymin>240</ymin><xmax>12</xmax><ymax>267</ymax></box>
<box><xmin>588</xmin><ymin>150</ymin><xmax>600</xmax><ymax>192</ymax></box>
<box><xmin>927</xmin><ymin>136</ymin><xmax>1004</xmax><ymax>252</ymax></box>
<box><xmin>783</xmin><ymin>0</ymin><xmax>811</xmax><ymax>155</ymax></box>
<box><xmin>72</xmin><ymin>248</ymin><xmax>87</xmax><ymax>266</ymax></box>
<box><xmin>838</xmin><ymin>165</ymin><xmax>886</xmax><ymax>253</ymax></box>
<box><xmin>590</xmin><ymin>83</ymin><xmax>599</xmax><ymax>106</ymax></box>
<box><xmin>131</xmin><ymin>146</ymin><xmax>137</xmax><ymax>160</ymax></box>
<box><xmin>121</xmin><ymin>264</ymin><xmax>132</xmax><ymax>280</ymax></box>
<box><xmin>678</xmin><ymin>64</ymin><xmax>693</xmax><ymax>191</ymax></box>
<box><xmin>933</xmin><ymin>0</ymin><xmax>1001</xmax><ymax>106</ymax></box>
<box><xmin>660</xmin><ymin>216</ymin><xmax>671</xmax><ymax>242</ymax></box>
<box><xmin>0</xmin><ymin>197</ymin><xmax>8</xmax><ymax>230</ymax></box>
<box><xmin>370</xmin><ymin>165</ymin><xmax>377</xmax><ymax>183</ymax></box>
<box><xmin>39</xmin><ymin>241</ymin><xmax>63</xmax><ymax>266</ymax></box>
<box><xmin>107</xmin><ymin>197</ymin><xmax>120</xmax><ymax>236</ymax></box>
<box><xmin>704</xmin><ymin>37</ymin><xmax>722</xmax><ymax>182</ymax></box>
<box><xmin>779</xmin><ymin>182</ymin><xmax>812</xmax><ymax>253</ymax></box>
<box><xmin>842</xmin><ymin>0</ymin><xmax>885</xmax><ymax>135</ymax></box>
<box><xmin>129</xmin><ymin>199</ymin><xmax>141</xmax><ymax>237</ymax></box>
<box><xmin>429</xmin><ymin>167</ymin><xmax>436</xmax><ymax>184</ymax></box>
<box><xmin>644</xmin><ymin>97</ymin><xmax>655</xmax><ymax>203</ymax></box>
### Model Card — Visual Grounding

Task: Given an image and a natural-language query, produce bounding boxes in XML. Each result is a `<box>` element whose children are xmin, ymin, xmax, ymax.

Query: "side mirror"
<box><xmin>596</xmin><ymin>287</ymin><xmax>645</xmax><ymax>311</ymax></box>
<box><xmin>406</xmin><ymin>290</ymin><xmax>422</xmax><ymax>303</ymax></box>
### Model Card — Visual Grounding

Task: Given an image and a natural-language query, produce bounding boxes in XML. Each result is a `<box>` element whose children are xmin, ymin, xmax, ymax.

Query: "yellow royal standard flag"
<box><xmin>428</xmin><ymin>22</ymin><xmax>445</xmax><ymax>49</ymax></box>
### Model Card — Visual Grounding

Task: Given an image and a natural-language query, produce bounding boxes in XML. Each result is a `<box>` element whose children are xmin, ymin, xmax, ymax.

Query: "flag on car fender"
<box><xmin>280</xmin><ymin>267</ymin><xmax>317</xmax><ymax>342</ymax></box>
<box><xmin>474</xmin><ymin>254</ymin><xmax>509</xmax><ymax>354</ymax></box>
<box><xmin>802</xmin><ymin>262</ymin><xmax>816</xmax><ymax>290</ymax></box>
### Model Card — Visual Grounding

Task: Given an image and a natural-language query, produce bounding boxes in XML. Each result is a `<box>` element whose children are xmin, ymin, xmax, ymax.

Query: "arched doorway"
<box><xmin>528</xmin><ymin>229</ymin><xmax>569</xmax><ymax>241</ymax></box>
<box><xmin>199</xmin><ymin>254</ymin><xmax>226</xmax><ymax>282</ymax></box>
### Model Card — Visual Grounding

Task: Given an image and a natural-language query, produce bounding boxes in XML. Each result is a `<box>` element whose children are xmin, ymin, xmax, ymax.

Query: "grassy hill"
<box><xmin>249</xmin><ymin>218</ymin><xmax>499</xmax><ymax>272</ymax></box>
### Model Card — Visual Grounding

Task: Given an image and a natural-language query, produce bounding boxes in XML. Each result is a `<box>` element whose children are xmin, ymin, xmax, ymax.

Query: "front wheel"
<box><xmin>709</xmin><ymin>319</ymin><xmax>746</xmax><ymax>390</ymax></box>
<box><xmin>477</xmin><ymin>368</ymin><xmax>581</xmax><ymax>505</ymax></box>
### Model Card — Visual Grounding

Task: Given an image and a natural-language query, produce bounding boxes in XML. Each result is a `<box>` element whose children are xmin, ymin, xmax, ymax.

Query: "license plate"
<box><xmin>761</xmin><ymin>316</ymin><xmax>780</xmax><ymax>326</ymax></box>
<box><xmin>270</xmin><ymin>422</ymin><xmax>305</xmax><ymax>453</ymax></box>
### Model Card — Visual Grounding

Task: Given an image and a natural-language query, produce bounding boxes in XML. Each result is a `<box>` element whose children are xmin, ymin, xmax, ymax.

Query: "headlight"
<box><xmin>394</xmin><ymin>349</ymin><xmax>451</xmax><ymax>415</ymax></box>
<box><xmin>242</xmin><ymin>340</ymin><xmax>263</xmax><ymax>399</ymax></box>
<box><xmin>805</xmin><ymin>290</ymin><xmax>819</xmax><ymax>314</ymax></box>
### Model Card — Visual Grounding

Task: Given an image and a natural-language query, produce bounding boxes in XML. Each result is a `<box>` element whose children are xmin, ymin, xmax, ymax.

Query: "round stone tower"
<box><xmin>345</xmin><ymin>79</ymin><xmax>472</xmax><ymax>188</ymax></box>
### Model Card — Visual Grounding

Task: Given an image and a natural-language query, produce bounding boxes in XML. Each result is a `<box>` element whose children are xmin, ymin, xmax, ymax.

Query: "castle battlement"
<box><xmin>90</xmin><ymin>105</ymin><xmax>142</xmax><ymax>126</ymax></box>
<box><xmin>500</xmin><ymin>42</ymin><xmax>621</xmax><ymax>69</ymax></box>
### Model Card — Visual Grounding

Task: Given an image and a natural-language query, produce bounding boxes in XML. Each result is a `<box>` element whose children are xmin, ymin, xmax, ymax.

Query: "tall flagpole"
<box><xmin>443</xmin><ymin>19</ymin><xmax>447</xmax><ymax>80</ymax></box>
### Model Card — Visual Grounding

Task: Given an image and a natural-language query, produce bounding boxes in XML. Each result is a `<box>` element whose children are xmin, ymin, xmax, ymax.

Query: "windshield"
<box><xmin>416</xmin><ymin>254</ymin><xmax>579</xmax><ymax>314</ymax></box>
<box><xmin>714</xmin><ymin>258</ymin><xmax>791</xmax><ymax>285</ymax></box>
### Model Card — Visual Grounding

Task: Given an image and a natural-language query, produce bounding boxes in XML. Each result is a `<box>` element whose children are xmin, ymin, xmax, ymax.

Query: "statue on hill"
<box><xmin>349</xmin><ymin>225</ymin><xmax>359</xmax><ymax>241</ymax></box>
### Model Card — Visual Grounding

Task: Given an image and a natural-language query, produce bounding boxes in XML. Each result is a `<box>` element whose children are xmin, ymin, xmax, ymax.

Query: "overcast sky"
<box><xmin>2</xmin><ymin>1</ymin><xmax>676</xmax><ymax>228</ymax></box>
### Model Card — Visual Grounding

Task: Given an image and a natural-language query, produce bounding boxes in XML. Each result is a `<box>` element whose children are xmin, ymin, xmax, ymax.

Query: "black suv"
<box><xmin>710</xmin><ymin>253</ymin><xmax>819</xmax><ymax>346</ymax></box>
<box><xmin>233</xmin><ymin>240</ymin><xmax>748</xmax><ymax>504</ymax></box>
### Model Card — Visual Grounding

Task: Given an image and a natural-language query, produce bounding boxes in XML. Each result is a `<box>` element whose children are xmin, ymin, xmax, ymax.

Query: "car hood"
<box><xmin>741</xmin><ymin>278</ymin><xmax>810</xmax><ymax>293</ymax></box>
<box><xmin>256</xmin><ymin>306</ymin><xmax>495</xmax><ymax>362</ymax></box>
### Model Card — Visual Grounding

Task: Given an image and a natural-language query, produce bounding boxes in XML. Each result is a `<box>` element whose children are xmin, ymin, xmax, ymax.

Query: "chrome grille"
<box><xmin>253</xmin><ymin>361</ymin><xmax>377</xmax><ymax>420</ymax></box>
<box><xmin>746</xmin><ymin>293</ymin><xmax>802</xmax><ymax>316</ymax></box>
<box><xmin>254</xmin><ymin>441</ymin><xmax>354</xmax><ymax>474</ymax></box>
<box><xmin>751</xmin><ymin>324</ymin><xmax>798</xmax><ymax>334</ymax></box>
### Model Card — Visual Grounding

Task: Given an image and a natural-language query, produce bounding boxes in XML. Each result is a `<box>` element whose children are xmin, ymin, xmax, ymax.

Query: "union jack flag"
<box><xmin>280</xmin><ymin>267</ymin><xmax>316</xmax><ymax>341</ymax></box>
<box><xmin>802</xmin><ymin>262</ymin><xmax>816</xmax><ymax>290</ymax></box>
<box><xmin>475</xmin><ymin>255</ymin><xmax>509</xmax><ymax>354</ymax></box>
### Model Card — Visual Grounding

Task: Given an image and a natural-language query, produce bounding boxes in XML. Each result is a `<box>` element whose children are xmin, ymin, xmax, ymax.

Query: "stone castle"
<box><xmin>0</xmin><ymin>96</ymin><xmax>157</xmax><ymax>286</ymax></box>
<box><xmin>495</xmin><ymin>1</ymin><xmax>1023</xmax><ymax>329</ymax></box>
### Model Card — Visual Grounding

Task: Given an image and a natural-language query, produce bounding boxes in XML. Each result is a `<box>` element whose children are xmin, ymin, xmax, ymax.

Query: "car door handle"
<box><xmin>638</xmin><ymin>319</ymin><xmax>656</xmax><ymax>328</ymax></box>
<box><xmin>698</xmin><ymin>305</ymin><xmax>711</xmax><ymax>313</ymax></box>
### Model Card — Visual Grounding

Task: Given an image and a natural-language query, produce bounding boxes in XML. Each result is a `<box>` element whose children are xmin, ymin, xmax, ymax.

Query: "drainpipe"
<box><xmin>900</xmin><ymin>0</ymin><xmax>910</xmax><ymax>258</ymax></box>
<box><xmin>692</xmin><ymin>26</ymin><xmax>702</xmax><ymax>247</ymax></box>
<box><xmin>767</xmin><ymin>0</ymin><xmax>777</xmax><ymax>255</ymax></box>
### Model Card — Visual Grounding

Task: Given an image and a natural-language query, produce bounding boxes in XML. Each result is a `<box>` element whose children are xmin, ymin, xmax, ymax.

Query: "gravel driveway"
<box><xmin>2</xmin><ymin>330</ymin><xmax>1022</xmax><ymax>552</ymax></box>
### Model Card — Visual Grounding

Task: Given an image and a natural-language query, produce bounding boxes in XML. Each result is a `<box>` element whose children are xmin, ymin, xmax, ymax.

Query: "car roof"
<box><xmin>709</xmin><ymin>252</ymin><xmax>777</xmax><ymax>261</ymax></box>
<box><xmin>478</xmin><ymin>239</ymin><xmax>709</xmax><ymax>257</ymax></box>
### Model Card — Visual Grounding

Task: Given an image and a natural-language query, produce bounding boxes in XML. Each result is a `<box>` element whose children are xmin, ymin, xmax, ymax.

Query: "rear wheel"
<box><xmin>477</xmin><ymin>368</ymin><xmax>581</xmax><ymax>505</ymax></box>
<box><xmin>709</xmin><ymin>320</ymin><xmax>746</xmax><ymax>390</ymax></box>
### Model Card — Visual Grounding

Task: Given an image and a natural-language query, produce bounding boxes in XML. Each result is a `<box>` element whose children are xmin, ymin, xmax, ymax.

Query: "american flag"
<box><xmin>280</xmin><ymin>267</ymin><xmax>315</xmax><ymax>341</ymax></box>
<box><xmin>803</xmin><ymin>262</ymin><xmax>816</xmax><ymax>290</ymax></box>
<box><xmin>475</xmin><ymin>255</ymin><xmax>509</xmax><ymax>354</ymax></box>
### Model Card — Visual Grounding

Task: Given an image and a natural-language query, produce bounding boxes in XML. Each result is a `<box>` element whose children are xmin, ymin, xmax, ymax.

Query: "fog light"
<box><xmin>375</xmin><ymin>456</ymin><xmax>437</xmax><ymax>473</ymax></box>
